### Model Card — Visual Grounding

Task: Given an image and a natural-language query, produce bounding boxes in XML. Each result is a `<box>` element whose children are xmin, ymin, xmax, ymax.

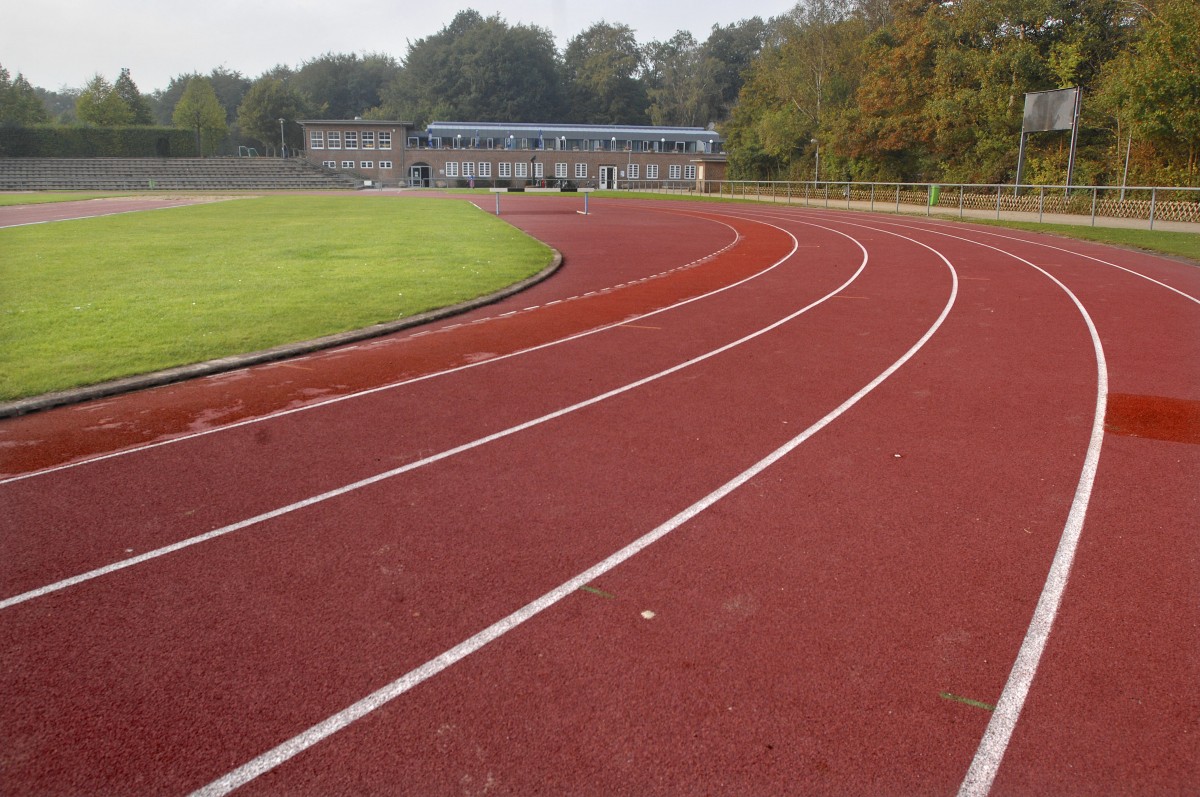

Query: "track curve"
<box><xmin>1</xmin><ymin>195</ymin><xmax>1195</xmax><ymax>795</ymax></box>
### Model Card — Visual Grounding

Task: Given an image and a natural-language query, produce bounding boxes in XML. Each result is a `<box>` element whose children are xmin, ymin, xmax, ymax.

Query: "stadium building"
<box><xmin>299</xmin><ymin>119</ymin><xmax>727</xmax><ymax>189</ymax></box>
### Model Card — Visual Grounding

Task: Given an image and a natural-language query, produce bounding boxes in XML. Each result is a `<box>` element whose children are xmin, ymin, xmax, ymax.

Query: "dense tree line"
<box><xmin>0</xmin><ymin>11</ymin><xmax>765</xmax><ymax>158</ymax></box>
<box><xmin>2</xmin><ymin>1</ymin><xmax>1196</xmax><ymax>185</ymax></box>
<box><xmin>726</xmin><ymin>0</ymin><xmax>1199</xmax><ymax>185</ymax></box>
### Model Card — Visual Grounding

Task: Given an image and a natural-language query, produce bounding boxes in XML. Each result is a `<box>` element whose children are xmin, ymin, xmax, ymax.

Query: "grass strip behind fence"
<box><xmin>0</xmin><ymin>195</ymin><xmax>552</xmax><ymax>401</ymax></box>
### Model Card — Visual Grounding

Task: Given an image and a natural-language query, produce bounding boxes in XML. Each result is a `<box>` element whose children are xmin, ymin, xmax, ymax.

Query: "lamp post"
<box><xmin>279</xmin><ymin>118</ymin><xmax>285</xmax><ymax>158</ymax></box>
<box><xmin>811</xmin><ymin>138</ymin><xmax>819</xmax><ymax>182</ymax></box>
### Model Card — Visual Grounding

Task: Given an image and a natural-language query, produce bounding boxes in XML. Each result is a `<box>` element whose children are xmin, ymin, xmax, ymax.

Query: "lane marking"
<box><xmin>795</xmin><ymin>211</ymin><xmax>1110</xmax><ymax>797</ymax></box>
<box><xmin>0</xmin><ymin>200</ymin><xmax>223</xmax><ymax>229</ymax></box>
<box><xmin>2</xmin><ymin>212</ymin><xmax>748</xmax><ymax>485</ymax></box>
<box><xmin>914</xmin><ymin>220</ymin><xmax>1200</xmax><ymax>307</ymax></box>
<box><xmin>5</xmin><ymin>220</ymin><xmax>892</xmax><ymax>609</ymax></box>
<box><xmin>721</xmin><ymin>206</ymin><xmax>1114</xmax><ymax>797</ymax></box>
<box><xmin>191</xmin><ymin>221</ymin><xmax>959</xmax><ymax>797</ymax></box>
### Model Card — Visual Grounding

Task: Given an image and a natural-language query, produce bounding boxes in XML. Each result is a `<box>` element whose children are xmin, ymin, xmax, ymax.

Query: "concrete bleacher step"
<box><xmin>0</xmin><ymin>158</ymin><xmax>360</xmax><ymax>191</ymax></box>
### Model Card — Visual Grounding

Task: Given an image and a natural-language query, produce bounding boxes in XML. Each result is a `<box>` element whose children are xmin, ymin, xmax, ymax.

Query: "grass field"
<box><xmin>0</xmin><ymin>192</ymin><xmax>131</xmax><ymax>207</ymax></box>
<box><xmin>0</xmin><ymin>195</ymin><xmax>552</xmax><ymax>401</ymax></box>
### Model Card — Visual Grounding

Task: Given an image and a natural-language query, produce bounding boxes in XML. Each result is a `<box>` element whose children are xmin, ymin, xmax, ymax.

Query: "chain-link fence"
<box><xmin>621</xmin><ymin>180</ymin><xmax>1200</xmax><ymax>231</ymax></box>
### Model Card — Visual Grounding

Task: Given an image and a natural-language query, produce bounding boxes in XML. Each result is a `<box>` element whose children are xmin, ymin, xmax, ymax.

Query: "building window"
<box><xmin>327</xmin><ymin>131</ymin><xmax>341</xmax><ymax>149</ymax></box>
<box><xmin>574</xmin><ymin>163</ymin><xmax>588</xmax><ymax>178</ymax></box>
<box><xmin>309</xmin><ymin>130</ymin><xmax>325</xmax><ymax>149</ymax></box>
<box><xmin>429</xmin><ymin>137</ymin><xmax>441</xmax><ymax>149</ymax></box>
<box><xmin>684</xmin><ymin>165</ymin><xmax>697</xmax><ymax>180</ymax></box>
<box><xmin>555</xmin><ymin>162</ymin><xmax>567</xmax><ymax>178</ymax></box>
<box><xmin>362</xmin><ymin>131</ymin><xmax>375</xmax><ymax>149</ymax></box>
<box><xmin>345</xmin><ymin>131</ymin><xmax>358</xmax><ymax>149</ymax></box>
<box><xmin>533</xmin><ymin>162</ymin><xmax>543</xmax><ymax>178</ymax></box>
<box><xmin>628</xmin><ymin>164</ymin><xmax>640</xmax><ymax>179</ymax></box>
<box><xmin>322</xmin><ymin>160</ymin><xmax>336</xmax><ymax>169</ymax></box>
<box><xmin>499</xmin><ymin>162</ymin><xmax>512</xmax><ymax>178</ymax></box>
<box><xmin>341</xmin><ymin>160</ymin><xmax>354</xmax><ymax>169</ymax></box>
<box><xmin>647</xmin><ymin>164</ymin><xmax>659</xmax><ymax>179</ymax></box>
<box><xmin>446</xmin><ymin>162</ymin><xmax>459</xmax><ymax>177</ymax></box>
<box><xmin>380</xmin><ymin>160</ymin><xmax>393</xmax><ymax>169</ymax></box>
<box><xmin>462</xmin><ymin>161</ymin><xmax>475</xmax><ymax>177</ymax></box>
<box><xmin>408</xmin><ymin>136</ymin><xmax>420</xmax><ymax>149</ymax></box>
<box><xmin>478</xmin><ymin>162</ymin><xmax>491</xmax><ymax>177</ymax></box>
<box><xmin>360</xmin><ymin>161</ymin><xmax>373</xmax><ymax>169</ymax></box>
<box><xmin>669</xmin><ymin>164</ymin><xmax>682</xmax><ymax>179</ymax></box>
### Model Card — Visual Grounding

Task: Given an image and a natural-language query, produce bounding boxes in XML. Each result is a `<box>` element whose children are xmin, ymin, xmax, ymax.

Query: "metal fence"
<box><xmin>620</xmin><ymin>180</ymin><xmax>1200</xmax><ymax>231</ymax></box>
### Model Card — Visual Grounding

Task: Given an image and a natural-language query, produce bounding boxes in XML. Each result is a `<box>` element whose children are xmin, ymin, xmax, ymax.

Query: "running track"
<box><xmin>1</xmin><ymin>195</ymin><xmax>1197</xmax><ymax>795</ymax></box>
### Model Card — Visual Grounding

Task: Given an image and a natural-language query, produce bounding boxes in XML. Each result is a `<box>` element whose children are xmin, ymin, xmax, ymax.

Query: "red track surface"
<box><xmin>1</xmin><ymin>195</ymin><xmax>1197</xmax><ymax>795</ymax></box>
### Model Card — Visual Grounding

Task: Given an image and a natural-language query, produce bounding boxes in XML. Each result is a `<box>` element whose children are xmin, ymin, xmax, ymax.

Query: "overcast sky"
<box><xmin>3</xmin><ymin>0</ymin><xmax>796</xmax><ymax>94</ymax></box>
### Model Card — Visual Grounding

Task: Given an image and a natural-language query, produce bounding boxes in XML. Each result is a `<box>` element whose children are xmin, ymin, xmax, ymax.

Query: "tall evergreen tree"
<box><xmin>114</xmin><ymin>68</ymin><xmax>153</xmax><ymax>124</ymax></box>
<box><xmin>0</xmin><ymin>65</ymin><xmax>49</xmax><ymax>126</ymax></box>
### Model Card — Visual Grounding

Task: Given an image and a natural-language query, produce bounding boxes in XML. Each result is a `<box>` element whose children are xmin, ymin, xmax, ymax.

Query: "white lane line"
<box><xmin>727</xmin><ymin>206</ymin><xmax>1113</xmax><ymax>797</ymax></box>
<box><xmin>918</xmin><ymin>232</ymin><xmax>1108</xmax><ymax>797</ymax></box>
<box><xmin>918</xmin><ymin>221</ymin><xmax>1200</xmax><ymax>306</ymax></box>
<box><xmin>191</xmin><ymin>229</ymin><xmax>959</xmax><ymax>797</ymax></box>
<box><xmin>2</xmin><ymin>214</ymin><xmax>746</xmax><ymax>486</ymax></box>
<box><xmin>4</xmin><ymin>219</ymin><xmax>877</xmax><ymax>609</ymax></box>
<box><xmin>0</xmin><ymin>200</ymin><xmax>221</xmax><ymax>229</ymax></box>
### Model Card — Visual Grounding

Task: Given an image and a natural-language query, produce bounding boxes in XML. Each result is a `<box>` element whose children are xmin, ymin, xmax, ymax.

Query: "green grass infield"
<box><xmin>1</xmin><ymin>195</ymin><xmax>553</xmax><ymax>401</ymax></box>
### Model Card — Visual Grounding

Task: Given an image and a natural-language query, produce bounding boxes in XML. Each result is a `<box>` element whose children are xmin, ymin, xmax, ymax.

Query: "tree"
<box><xmin>291</xmin><ymin>52</ymin><xmax>400</xmax><ymax>119</ymax></box>
<box><xmin>76</xmin><ymin>74</ymin><xmax>134</xmax><ymax>126</ymax></box>
<box><xmin>172</xmin><ymin>77</ymin><xmax>227</xmax><ymax>155</ymax></box>
<box><xmin>114</xmin><ymin>67</ymin><xmax>153</xmax><ymax>124</ymax></box>
<box><xmin>237</xmin><ymin>77</ymin><xmax>309</xmax><ymax>153</ymax></box>
<box><xmin>644</xmin><ymin>32</ymin><xmax>717</xmax><ymax>127</ymax></box>
<box><xmin>1105</xmin><ymin>0</ymin><xmax>1200</xmax><ymax>180</ymax></box>
<box><xmin>154</xmin><ymin>67</ymin><xmax>248</xmax><ymax>126</ymax></box>
<box><xmin>701</xmin><ymin>18</ymin><xmax>768</xmax><ymax>121</ymax></box>
<box><xmin>563</xmin><ymin>22</ymin><xmax>649</xmax><ymax>124</ymax></box>
<box><xmin>381</xmin><ymin>11</ymin><xmax>564</xmax><ymax>126</ymax></box>
<box><xmin>0</xmin><ymin>65</ymin><xmax>49</xmax><ymax>126</ymax></box>
<box><xmin>724</xmin><ymin>0</ymin><xmax>864</xmax><ymax>179</ymax></box>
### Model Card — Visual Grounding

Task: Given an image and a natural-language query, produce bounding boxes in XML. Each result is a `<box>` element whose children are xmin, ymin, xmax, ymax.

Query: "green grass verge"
<box><xmin>0</xmin><ymin>194</ymin><xmax>552</xmax><ymax>400</ymax></box>
<box><xmin>0</xmin><ymin>192</ymin><xmax>132</xmax><ymax>206</ymax></box>
<box><xmin>962</xmin><ymin>219</ymin><xmax>1200</xmax><ymax>262</ymax></box>
<box><xmin>593</xmin><ymin>190</ymin><xmax>1200</xmax><ymax>262</ymax></box>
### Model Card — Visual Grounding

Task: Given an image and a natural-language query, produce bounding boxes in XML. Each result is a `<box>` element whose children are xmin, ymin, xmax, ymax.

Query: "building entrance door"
<box><xmin>409</xmin><ymin>165</ymin><xmax>431</xmax><ymax>187</ymax></box>
<box><xmin>599</xmin><ymin>166</ymin><xmax>616</xmax><ymax>190</ymax></box>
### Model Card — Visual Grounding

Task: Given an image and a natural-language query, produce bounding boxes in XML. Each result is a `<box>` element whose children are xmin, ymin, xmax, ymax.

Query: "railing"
<box><xmin>616</xmin><ymin>180</ymin><xmax>1200</xmax><ymax>230</ymax></box>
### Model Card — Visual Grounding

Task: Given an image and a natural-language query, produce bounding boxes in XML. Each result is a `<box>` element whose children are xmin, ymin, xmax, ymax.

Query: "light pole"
<box><xmin>811</xmin><ymin>138</ymin><xmax>819</xmax><ymax>182</ymax></box>
<box><xmin>279</xmin><ymin>118</ymin><xmax>285</xmax><ymax>158</ymax></box>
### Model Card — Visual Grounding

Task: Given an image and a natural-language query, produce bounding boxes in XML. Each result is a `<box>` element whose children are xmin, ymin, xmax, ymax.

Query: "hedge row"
<box><xmin>0</xmin><ymin>126</ymin><xmax>198</xmax><ymax>158</ymax></box>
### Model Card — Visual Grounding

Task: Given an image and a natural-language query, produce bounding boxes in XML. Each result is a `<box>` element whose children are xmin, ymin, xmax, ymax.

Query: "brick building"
<box><xmin>298</xmin><ymin>120</ymin><xmax>727</xmax><ymax>190</ymax></box>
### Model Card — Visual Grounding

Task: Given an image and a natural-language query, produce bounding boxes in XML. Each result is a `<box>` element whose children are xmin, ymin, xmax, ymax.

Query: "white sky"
<box><xmin>2</xmin><ymin>0</ymin><xmax>796</xmax><ymax>94</ymax></box>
